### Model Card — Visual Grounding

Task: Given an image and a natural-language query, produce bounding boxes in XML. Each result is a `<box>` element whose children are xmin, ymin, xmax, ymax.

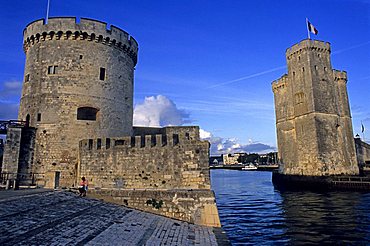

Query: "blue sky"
<box><xmin>0</xmin><ymin>0</ymin><xmax>369</xmax><ymax>153</ymax></box>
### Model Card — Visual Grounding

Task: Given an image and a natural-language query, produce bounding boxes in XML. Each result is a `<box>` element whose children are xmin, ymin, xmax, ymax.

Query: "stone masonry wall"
<box><xmin>79</xmin><ymin>128</ymin><xmax>210</xmax><ymax>190</ymax></box>
<box><xmin>2</xmin><ymin>127</ymin><xmax>23</xmax><ymax>180</ymax></box>
<box><xmin>19</xmin><ymin>18</ymin><xmax>137</xmax><ymax>188</ymax></box>
<box><xmin>88</xmin><ymin>189</ymin><xmax>221</xmax><ymax>227</ymax></box>
<box><xmin>355</xmin><ymin>137</ymin><xmax>370</xmax><ymax>167</ymax></box>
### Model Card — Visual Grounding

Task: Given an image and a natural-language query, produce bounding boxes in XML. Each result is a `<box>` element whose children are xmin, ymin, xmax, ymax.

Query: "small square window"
<box><xmin>48</xmin><ymin>65</ymin><xmax>58</xmax><ymax>74</ymax></box>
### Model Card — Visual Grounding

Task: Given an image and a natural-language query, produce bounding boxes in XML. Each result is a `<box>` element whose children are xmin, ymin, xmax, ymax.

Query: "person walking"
<box><xmin>78</xmin><ymin>177</ymin><xmax>88</xmax><ymax>197</ymax></box>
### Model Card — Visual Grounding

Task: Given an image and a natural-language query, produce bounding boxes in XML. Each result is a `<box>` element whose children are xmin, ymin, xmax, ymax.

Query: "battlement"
<box><xmin>272</xmin><ymin>74</ymin><xmax>288</xmax><ymax>93</ymax></box>
<box><xmin>23</xmin><ymin>17</ymin><xmax>138</xmax><ymax>65</ymax></box>
<box><xmin>333</xmin><ymin>69</ymin><xmax>348</xmax><ymax>83</ymax></box>
<box><xmin>286</xmin><ymin>39</ymin><xmax>330</xmax><ymax>59</ymax></box>
<box><xmin>80</xmin><ymin>132</ymin><xmax>207</xmax><ymax>151</ymax></box>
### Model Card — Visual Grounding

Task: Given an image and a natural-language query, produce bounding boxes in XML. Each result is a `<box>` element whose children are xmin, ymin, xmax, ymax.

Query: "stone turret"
<box><xmin>272</xmin><ymin>39</ymin><xmax>358</xmax><ymax>176</ymax></box>
<box><xmin>19</xmin><ymin>17</ymin><xmax>138</xmax><ymax>188</ymax></box>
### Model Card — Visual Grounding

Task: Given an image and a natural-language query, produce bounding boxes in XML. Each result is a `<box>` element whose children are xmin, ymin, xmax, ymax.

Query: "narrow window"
<box><xmin>185</xmin><ymin>132</ymin><xmax>190</xmax><ymax>140</ymax></box>
<box><xmin>97</xmin><ymin>138</ymin><xmax>101</xmax><ymax>149</ymax></box>
<box><xmin>173</xmin><ymin>134</ymin><xmax>179</xmax><ymax>145</ymax></box>
<box><xmin>302</xmin><ymin>67</ymin><xmax>305</xmax><ymax>72</ymax></box>
<box><xmin>298</xmin><ymin>56</ymin><xmax>301</xmax><ymax>61</ymax></box>
<box><xmin>77</xmin><ymin>107</ymin><xmax>99</xmax><ymax>121</ymax></box>
<box><xmin>315</xmin><ymin>65</ymin><xmax>318</xmax><ymax>70</ymax></box>
<box><xmin>48</xmin><ymin>65</ymin><xmax>58</xmax><ymax>74</ymax></box>
<box><xmin>37</xmin><ymin>113</ymin><xmax>41</xmax><ymax>122</ymax></box>
<box><xmin>99</xmin><ymin>67</ymin><xmax>106</xmax><ymax>80</ymax></box>
<box><xmin>79</xmin><ymin>55</ymin><xmax>83</xmax><ymax>59</ymax></box>
<box><xmin>106</xmin><ymin>138</ymin><xmax>111</xmax><ymax>149</ymax></box>
<box><xmin>324</xmin><ymin>67</ymin><xmax>327</xmax><ymax>71</ymax></box>
<box><xmin>88</xmin><ymin>139</ymin><xmax>93</xmax><ymax>150</ymax></box>
<box><xmin>25</xmin><ymin>74</ymin><xmax>30</xmax><ymax>82</ymax></box>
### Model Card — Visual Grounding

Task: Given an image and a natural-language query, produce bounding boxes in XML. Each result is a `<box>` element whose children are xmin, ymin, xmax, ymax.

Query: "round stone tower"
<box><xmin>19</xmin><ymin>17</ymin><xmax>138</xmax><ymax>188</ymax></box>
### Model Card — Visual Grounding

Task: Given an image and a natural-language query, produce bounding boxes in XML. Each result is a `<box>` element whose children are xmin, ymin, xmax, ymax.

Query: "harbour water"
<box><xmin>211</xmin><ymin>169</ymin><xmax>370</xmax><ymax>245</ymax></box>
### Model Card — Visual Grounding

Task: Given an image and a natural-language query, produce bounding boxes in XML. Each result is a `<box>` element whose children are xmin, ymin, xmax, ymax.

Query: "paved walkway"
<box><xmin>0</xmin><ymin>190</ymin><xmax>229</xmax><ymax>245</ymax></box>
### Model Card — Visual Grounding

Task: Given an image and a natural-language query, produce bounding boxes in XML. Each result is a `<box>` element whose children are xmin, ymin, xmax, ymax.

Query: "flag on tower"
<box><xmin>362</xmin><ymin>123</ymin><xmax>365</xmax><ymax>133</ymax></box>
<box><xmin>307</xmin><ymin>20</ymin><xmax>318</xmax><ymax>35</ymax></box>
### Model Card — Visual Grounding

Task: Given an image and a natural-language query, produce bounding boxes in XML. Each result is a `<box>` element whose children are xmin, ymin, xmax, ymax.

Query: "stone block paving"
<box><xmin>0</xmin><ymin>191</ymin><xmax>219</xmax><ymax>246</ymax></box>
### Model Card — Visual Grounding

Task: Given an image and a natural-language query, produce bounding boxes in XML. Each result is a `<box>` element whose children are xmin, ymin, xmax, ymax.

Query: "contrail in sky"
<box><xmin>332</xmin><ymin>41</ymin><xmax>370</xmax><ymax>55</ymax></box>
<box><xmin>207</xmin><ymin>66</ymin><xmax>286</xmax><ymax>89</ymax></box>
<box><xmin>207</xmin><ymin>41</ymin><xmax>370</xmax><ymax>89</ymax></box>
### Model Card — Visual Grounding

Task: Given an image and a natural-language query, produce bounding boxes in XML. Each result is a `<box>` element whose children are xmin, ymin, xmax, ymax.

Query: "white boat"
<box><xmin>241</xmin><ymin>164</ymin><xmax>258</xmax><ymax>171</ymax></box>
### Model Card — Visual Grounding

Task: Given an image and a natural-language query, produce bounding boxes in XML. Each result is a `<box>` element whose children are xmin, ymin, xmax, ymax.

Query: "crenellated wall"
<box><xmin>78</xmin><ymin>126</ymin><xmax>220</xmax><ymax>227</ymax></box>
<box><xmin>79</xmin><ymin>127</ymin><xmax>210</xmax><ymax>190</ymax></box>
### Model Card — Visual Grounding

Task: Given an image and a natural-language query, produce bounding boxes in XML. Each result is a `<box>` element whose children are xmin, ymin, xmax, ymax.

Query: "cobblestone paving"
<box><xmin>0</xmin><ymin>191</ymin><xmax>219</xmax><ymax>246</ymax></box>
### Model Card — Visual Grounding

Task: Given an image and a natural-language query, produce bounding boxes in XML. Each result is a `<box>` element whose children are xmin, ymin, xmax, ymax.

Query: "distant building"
<box><xmin>209</xmin><ymin>155</ymin><xmax>223</xmax><ymax>166</ymax></box>
<box><xmin>222</xmin><ymin>153</ymin><xmax>246</xmax><ymax>165</ymax></box>
<box><xmin>354</xmin><ymin>136</ymin><xmax>370</xmax><ymax>171</ymax></box>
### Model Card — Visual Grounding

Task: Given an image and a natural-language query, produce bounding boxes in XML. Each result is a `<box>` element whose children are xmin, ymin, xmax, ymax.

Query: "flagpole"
<box><xmin>362</xmin><ymin>121</ymin><xmax>365</xmax><ymax>142</ymax></box>
<box><xmin>46</xmin><ymin>0</ymin><xmax>50</xmax><ymax>24</ymax></box>
<box><xmin>306</xmin><ymin>18</ymin><xmax>311</xmax><ymax>40</ymax></box>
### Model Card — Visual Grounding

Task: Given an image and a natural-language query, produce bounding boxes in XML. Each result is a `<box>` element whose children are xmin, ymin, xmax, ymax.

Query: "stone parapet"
<box><xmin>286</xmin><ymin>39</ymin><xmax>330</xmax><ymax>59</ymax></box>
<box><xmin>23</xmin><ymin>17</ymin><xmax>138</xmax><ymax>65</ymax></box>
<box><xmin>88</xmin><ymin>188</ymin><xmax>221</xmax><ymax>227</ymax></box>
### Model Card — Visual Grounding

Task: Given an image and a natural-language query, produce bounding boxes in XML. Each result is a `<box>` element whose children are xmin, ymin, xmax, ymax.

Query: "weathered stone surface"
<box><xmin>355</xmin><ymin>137</ymin><xmax>370</xmax><ymax>168</ymax></box>
<box><xmin>19</xmin><ymin>18</ymin><xmax>136</xmax><ymax>188</ymax></box>
<box><xmin>272</xmin><ymin>39</ymin><xmax>359</xmax><ymax>176</ymax></box>
<box><xmin>88</xmin><ymin>188</ymin><xmax>221</xmax><ymax>227</ymax></box>
<box><xmin>79</xmin><ymin>126</ymin><xmax>210</xmax><ymax>190</ymax></box>
<box><xmin>0</xmin><ymin>191</ymin><xmax>220</xmax><ymax>245</ymax></box>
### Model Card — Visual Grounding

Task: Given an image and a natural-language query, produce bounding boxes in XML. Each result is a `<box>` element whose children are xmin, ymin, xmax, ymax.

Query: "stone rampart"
<box><xmin>88</xmin><ymin>188</ymin><xmax>221</xmax><ymax>227</ymax></box>
<box><xmin>286</xmin><ymin>39</ymin><xmax>330</xmax><ymax>59</ymax></box>
<box><xmin>79</xmin><ymin>132</ymin><xmax>210</xmax><ymax>189</ymax></box>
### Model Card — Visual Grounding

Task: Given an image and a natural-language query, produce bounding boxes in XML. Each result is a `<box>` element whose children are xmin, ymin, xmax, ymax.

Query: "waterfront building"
<box><xmin>272</xmin><ymin>39</ymin><xmax>359</xmax><ymax>176</ymax></box>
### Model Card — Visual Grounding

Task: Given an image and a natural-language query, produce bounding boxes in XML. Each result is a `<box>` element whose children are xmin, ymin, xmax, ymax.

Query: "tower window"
<box><xmin>106</xmin><ymin>138</ymin><xmax>111</xmax><ymax>149</ymax></box>
<box><xmin>77</xmin><ymin>107</ymin><xmax>99</xmax><ymax>121</ymax></box>
<box><xmin>37</xmin><ymin>113</ymin><xmax>41</xmax><ymax>122</ymax></box>
<box><xmin>302</xmin><ymin>67</ymin><xmax>305</xmax><ymax>72</ymax></box>
<box><xmin>48</xmin><ymin>65</ymin><xmax>58</xmax><ymax>74</ymax></box>
<box><xmin>315</xmin><ymin>65</ymin><xmax>318</xmax><ymax>70</ymax></box>
<box><xmin>25</xmin><ymin>74</ymin><xmax>30</xmax><ymax>82</ymax></box>
<box><xmin>99</xmin><ymin>67</ymin><xmax>106</xmax><ymax>80</ymax></box>
<box><xmin>97</xmin><ymin>138</ymin><xmax>102</xmax><ymax>149</ymax></box>
<box><xmin>324</xmin><ymin>67</ymin><xmax>327</xmax><ymax>71</ymax></box>
<box><xmin>88</xmin><ymin>139</ymin><xmax>93</xmax><ymax>150</ymax></box>
<box><xmin>79</xmin><ymin>55</ymin><xmax>83</xmax><ymax>59</ymax></box>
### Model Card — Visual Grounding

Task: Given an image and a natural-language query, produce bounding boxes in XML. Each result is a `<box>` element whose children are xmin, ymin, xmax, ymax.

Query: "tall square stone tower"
<box><xmin>272</xmin><ymin>39</ymin><xmax>358</xmax><ymax>176</ymax></box>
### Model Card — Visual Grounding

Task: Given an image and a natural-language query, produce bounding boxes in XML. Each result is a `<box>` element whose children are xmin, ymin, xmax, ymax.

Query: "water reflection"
<box><xmin>211</xmin><ymin>169</ymin><xmax>370</xmax><ymax>245</ymax></box>
<box><xmin>279</xmin><ymin>191</ymin><xmax>370</xmax><ymax>245</ymax></box>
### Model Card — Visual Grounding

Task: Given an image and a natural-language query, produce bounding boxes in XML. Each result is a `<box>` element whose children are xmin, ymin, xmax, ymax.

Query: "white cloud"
<box><xmin>200</xmin><ymin>128</ymin><xmax>276</xmax><ymax>155</ymax></box>
<box><xmin>133</xmin><ymin>95</ymin><xmax>191</xmax><ymax>127</ymax></box>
